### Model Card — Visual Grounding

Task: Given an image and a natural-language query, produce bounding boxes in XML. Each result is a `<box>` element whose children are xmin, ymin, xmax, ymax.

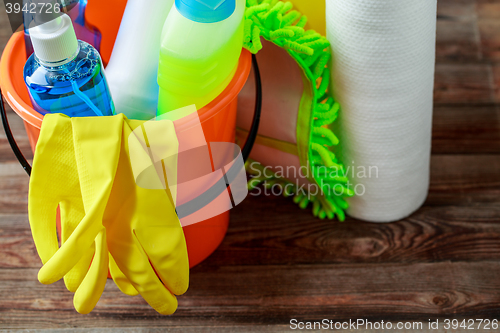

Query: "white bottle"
<box><xmin>105</xmin><ymin>0</ymin><xmax>174</xmax><ymax>120</ymax></box>
<box><xmin>157</xmin><ymin>0</ymin><xmax>245</xmax><ymax>116</ymax></box>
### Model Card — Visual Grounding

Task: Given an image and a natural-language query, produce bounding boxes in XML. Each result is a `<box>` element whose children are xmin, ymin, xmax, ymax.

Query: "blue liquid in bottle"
<box><xmin>24</xmin><ymin>40</ymin><xmax>114</xmax><ymax>117</ymax></box>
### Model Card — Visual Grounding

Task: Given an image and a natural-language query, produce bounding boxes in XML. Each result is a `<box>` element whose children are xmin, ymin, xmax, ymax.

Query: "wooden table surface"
<box><xmin>1</xmin><ymin>0</ymin><xmax>500</xmax><ymax>331</ymax></box>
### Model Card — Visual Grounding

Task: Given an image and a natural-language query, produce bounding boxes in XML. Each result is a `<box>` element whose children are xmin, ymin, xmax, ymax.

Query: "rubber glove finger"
<box><xmin>110</xmin><ymin>242</ymin><xmax>178</xmax><ymax>315</ymax></box>
<box><xmin>73</xmin><ymin>229</ymin><xmax>109</xmax><ymax>314</ymax></box>
<box><xmin>29</xmin><ymin>114</ymin><xmax>72</xmax><ymax>266</ymax></box>
<box><xmin>38</xmin><ymin>187</ymin><xmax>112</xmax><ymax>285</ymax></box>
<box><xmin>64</xmin><ymin>245</ymin><xmax>94</xmax><ymax>293</ymax></box>
<box><xmin>60</xmin><ymin>200</ymin><xmax>92</xmax><ymax>292</ymax></box>
<box><xmin>109</xmin><ymin>253</ymin><xmax>138</xmax><ymax>296</ymax></box>
<box><xmin>134</xmin><ymin>226</ymin><xmax>189</xmax><ymax>295</ymax></box>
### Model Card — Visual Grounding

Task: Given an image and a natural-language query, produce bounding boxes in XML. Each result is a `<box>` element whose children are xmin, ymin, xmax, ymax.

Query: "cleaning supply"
<box><xmin>326</xmin><ymin>0</ymin><xmax>437</xmax><ymax>222</ymax></box>
<box><xmin>23</xmin><ymin>0</ymin><xmax>102</xmax><ymax>58</ymax></box>
<box><xmin>24</xmin><ymin>13</ymin><xmax>114</xmax><ymax>117</ymax></box>
<box><xmin>27</xmin><ymin>114</ymin><xmax>133</xmax><ymax>313</ymax></box>
<box><xmin>237</xmin><ymin>0</ymin><xmax>351</xmax><ymax>220</ymax></box>
<box><xmin>29</xmin><ymin>113</ymin><xmax>189</xmax><ymax>315</ymax></box>
<box><xmin>105</xmin><ymin>0</ymin><xmax>174</xmax><ymax>120</ymax></box>
<box><xmin>156</xmin><ymin>0</ymin><xmax>245</xmax><ymax>115</ymax></box>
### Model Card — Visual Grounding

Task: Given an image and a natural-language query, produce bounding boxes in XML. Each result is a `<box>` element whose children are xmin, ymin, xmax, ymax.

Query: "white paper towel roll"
<box><xmin>326</xmin><ymin>0</ymin><xmax>437</xmax><ymax>222</ymax></box>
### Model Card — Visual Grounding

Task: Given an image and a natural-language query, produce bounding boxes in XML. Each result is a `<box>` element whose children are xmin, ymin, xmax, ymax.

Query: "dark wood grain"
<box><xmin>1</xmin><ymin>0</ymin><xmax>500</xmax><ymax>330</ymax></box>
<box><xmin>428</xmin><ymin>155</ymin><xmax>500</xmax><ymax>206</ymax></box>
<box><xmin>434</xmin><ymin>64</ymin><xmax>495</xmax><ymax>104</ymax></box>
<box><xmin>4</xmin><ymin>200</ymin><xmax>500</xmax><ymax>270</ymax></box>
<box><xmin>436</xmin><ymin>0</ymin><xmax>480</xmax><ymax>63</ymax></box>
<box><xmin>478</xmin><ymin>19</ymin><xmax>500</xmax><ymax>61</ymax></box>
<box><xmin>436</xmin><ymin>19</ymin><xmax>481</xmax><ymax>62</ymax></box>
<box><xmin>1</xmin><ymin>154</ymin><xmax>500</xmax><ymax>269</ymax></box>
<box><xmin>477</xmin><ymin>0</ymin><xmax>500</xmax><ymax>62</ymax></box>
<box><xmin>205</xmin><ymin>201</ymin><xmax>500</xmax><ymax>266</ymax></box>
<box><xmin>493</xmin><ymin>65</ymin><xmax>500</xmax><ymax>102</ymax></box>
<box><xmin>438</xmin><ymin>0</ymin><xmax>476</xmax><ymax>21</ymax></box>
<box><xmin>2</xmin><ymin>261</ymin><xmax>500</xmax><ymax>329</ymax></box>
<box><xmin>0</xmin><ymin>110</ymin><xmax>34</xmax><ymax>163</ymax></box>
<box><xmin>432</xmin><ymin>105</ymin><xmax>500</xmax><ymax>154</ymax></box>
<box><xmin>0</xmin><ymin>163</ymin><xmax>29</xmax><ymax>214</ymax></box>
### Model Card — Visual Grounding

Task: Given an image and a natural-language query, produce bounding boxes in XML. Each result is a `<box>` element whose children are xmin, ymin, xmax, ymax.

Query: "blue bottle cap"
<box><xmin>175</xmin><ymin>0</ymin><xmax>236</xmax><ymax>23</ymax></box>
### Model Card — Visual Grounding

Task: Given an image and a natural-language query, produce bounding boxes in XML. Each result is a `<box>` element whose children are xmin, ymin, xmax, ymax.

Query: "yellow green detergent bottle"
<box><xmin>157</xmin><ymin>0</ymin><xmax>245</xmax><ymax>115</ymax></box>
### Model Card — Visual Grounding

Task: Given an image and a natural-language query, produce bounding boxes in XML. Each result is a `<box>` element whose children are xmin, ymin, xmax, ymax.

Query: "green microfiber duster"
<box><xmin>239</xmin><ymin>0</ymin><xmax>353</xmax><ymax>221</ymax></box>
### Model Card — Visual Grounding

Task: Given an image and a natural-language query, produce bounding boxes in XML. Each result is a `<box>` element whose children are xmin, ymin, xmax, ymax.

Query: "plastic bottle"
<box><xmin>105</xmin><ymin>0</ymin><xmax>174</xmax><ymax>120</ymax></box>
<box><xmin>23</xmin><ymin>0</ymin><xmax>102</xmax><ymax>58</ymax></box>
<box><xmin>156</xmin><ymin>0</ymin><xmax>245</xmax><ymax>116</ymax></box>
<box><xmin>24</xmin><ymin>13</ymin><xmax>114</xmax><ymax>117</ymax></box>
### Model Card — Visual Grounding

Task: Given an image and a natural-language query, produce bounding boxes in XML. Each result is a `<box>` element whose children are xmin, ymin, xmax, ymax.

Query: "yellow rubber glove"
<box><xmin>102</xmin><ymin>118</ymin><xmax>189</xmax><ymax>315</ymax></box>
<box><xmin>33</xmin><ymin>114</ymin><xmax>189</xmax><ymax>315</ymax></box>
<box><xmin>28</xmin><ymin>114</ymin><xmax>129</xmax><ymax>314</ymax></box>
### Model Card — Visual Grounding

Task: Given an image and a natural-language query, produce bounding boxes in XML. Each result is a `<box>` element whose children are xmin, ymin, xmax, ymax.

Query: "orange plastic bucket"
<box><xmin>0</xmin><ymin>32</ymin><xmax>251</xmax><ymax>268</ymax></box>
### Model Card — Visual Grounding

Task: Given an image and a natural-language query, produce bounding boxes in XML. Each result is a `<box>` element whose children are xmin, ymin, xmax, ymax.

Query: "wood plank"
<box><xmin>493</xmin><ymin>64</ymin><xmax>500</xmax><ymax>103</ymax></box>
<box><xmin>0</xmin><ymin>110</ymin><xmax>34</xmax><ymax>163</ymax></box>
<box><xmin>432</xmin><ymin>105</ymin><xmax>500</xmax><ymax>154</ymax></box>
<box><xmin>436</xmin><ymin>20</ymin><xmax>481</xmax><ymax>62</ymax></box>
<box><xmin>1</xmin><ymin>261</ymin><xmax>500</xmax><ymax>328</ymax></box>
<box><xmin>4</xmin><ymin>201</ymin><xmax>500</xmax><ymax>269</ymax></box>
<box><xmin>0</xmin><ymin>4</ymin><xmax>13</xmax><ymax>56</ymax></box>
<box><xmin>477</xmin><ymin>0</ymin><xmax>500</xmax><ymax>21</ymax></box>
<box><xmin>436</xmin><ymin>0</ymin><xmax>480</xmax><ymax>63</ymax></box>
<box><xmin>211</xmin><ymin>200</ymin><xmax>500</xmax><ymax>266</ymax></box>
<box><xmin>0</xmin><ymin>215</ymin><xmax>38</xmax><ymax>268</ymax></box>
<box><xmin>0</xmin><ymin>162</ymin><xmax>29</xmax><ymax>215</ymax></box>
<box><xmin>0</xmin><ymin>328</ymin><xmax>295</xmax><ymax>333</ymax></box>
<box><xmin>478</xmin><ymin>20</ymin><xmax>500</xmax><ymax>62</ymax></box>
<box><xmin>477</xmin><ymin>0</ymin><xmax>500</xmax><ymax>63</ymax></box>
<box><xmin>437</xmin><ymin>0</ymin><xmax>476</xmax><ymax>22</ymax></box>
<box><xmin>428</xmin><ymin>155</ymin><xmax>500</xmax><ymax>206</ymax></box>
<box><xmin>476</xmin><ymin>0</ymin><xmax>500</xmax><ymax>62</ymax></box>
<box><xmin>0</xmin><ymin>326</ymin><xmax>484</xmax><ymax>333</ymax></box>
<box><xmin>1</xmin><ymin>153</ymin><xmax>500</xmax><ymax>269</ymax></box>
<box><xmin>434</xmin><ymin>64</ymin><xmax>495</xmax><ymax>105</ymax></box>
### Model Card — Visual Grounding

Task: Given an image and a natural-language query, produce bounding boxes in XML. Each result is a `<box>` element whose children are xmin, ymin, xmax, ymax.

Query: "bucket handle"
<box><xmin>176</xmin><ymin>53</ymin><xmax>261</xmax><ymax>219</ymax></box>
<box><xmin>0</xmin><ymin>54</ymin><xmax>262</xmax><ymax>177</ymax></box>
<box><xmin>0</xmin><ymin>90</ymin><xmax>32</xmax><ymax>176</ymax></box>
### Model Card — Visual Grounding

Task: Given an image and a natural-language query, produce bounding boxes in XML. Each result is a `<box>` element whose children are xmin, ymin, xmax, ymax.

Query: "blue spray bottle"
<box><xmin>24</xmin><ymin>13</ymin><xmax>114</xmax><ymax>117</ymax></box>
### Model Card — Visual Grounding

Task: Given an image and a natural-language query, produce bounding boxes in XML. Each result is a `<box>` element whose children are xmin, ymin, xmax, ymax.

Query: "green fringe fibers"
<box><xmin>242</xmin><ymin>0</ymin><xmax>353</xmax><ymax>221</ymax></box>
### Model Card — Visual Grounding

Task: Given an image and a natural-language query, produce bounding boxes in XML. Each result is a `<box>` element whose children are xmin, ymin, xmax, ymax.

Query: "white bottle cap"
<box><xmin>29</xmin><ymin>13</ymin><xmax>79</xmax><ymax>66</ymax></box>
